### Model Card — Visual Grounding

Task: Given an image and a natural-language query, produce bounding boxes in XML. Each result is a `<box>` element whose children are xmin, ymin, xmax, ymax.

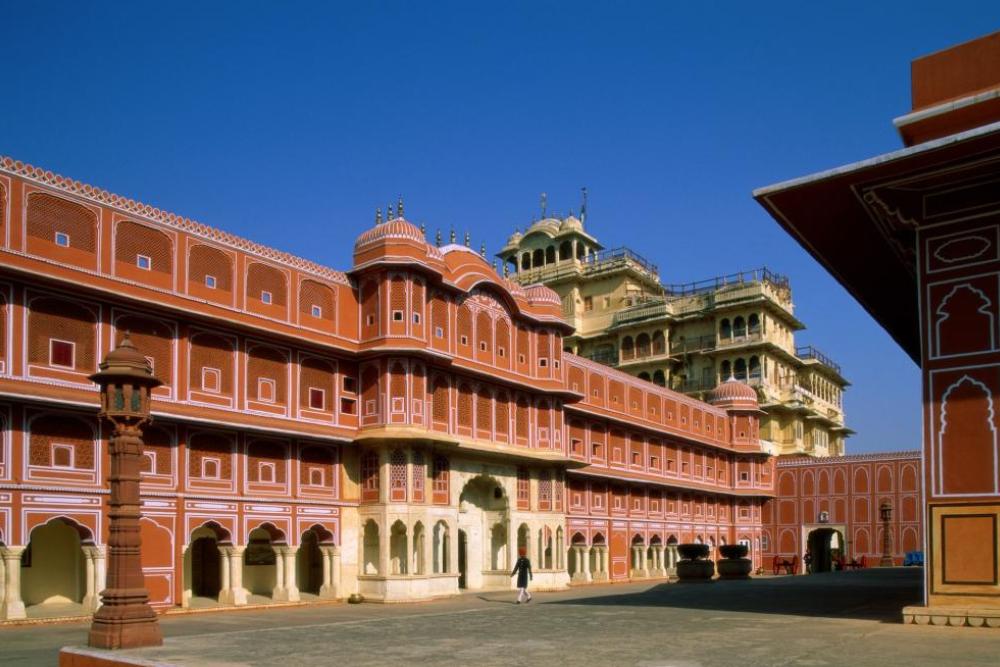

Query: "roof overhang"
<box><xmin>753</xmin><ymin>119</ymin><xmax>1000</xmax><ymax>363</ymax></box>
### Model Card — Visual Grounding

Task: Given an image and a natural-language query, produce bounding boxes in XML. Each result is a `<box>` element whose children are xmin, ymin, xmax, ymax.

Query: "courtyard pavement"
<box><xmin>3</xmin><ymin>568</ymin><xmax>998</xmax><ymax>666</ymax></box>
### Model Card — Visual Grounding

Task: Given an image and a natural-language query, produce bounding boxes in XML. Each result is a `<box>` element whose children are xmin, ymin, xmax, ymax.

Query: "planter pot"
<box><xmin>677</xmin><ymin>543</ymin><xmax>710</xmax><ymax>561</ymax></box>
<box><xmin>719</xmin><ymin>544</ymin><xmax>748</xmax><ymax>560</ymax></box>
<box><xmin>716</xmin><ymin>558</ymin><xmax>753</xmax><ymax>580</ymax></box>
<box><xmin>676</xmin><ymin>558</ymin><xmax>715</xmax><ymax>582</ymax></box>
<box><xmin>348</xmin><ymin>593</ymin><xmax>365</xmax><ymax>604</ymax></box>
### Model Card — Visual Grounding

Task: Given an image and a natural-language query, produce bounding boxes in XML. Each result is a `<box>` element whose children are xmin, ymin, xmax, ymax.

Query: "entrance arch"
<box><xmin>807</xmin><ymin>527</ymin><xmax>845</xmax><ymax>573</ymax></box>
<box><xmin>244</xmin><ymin>523</ymin><xmax>286</xmax><ymax>598</ymax></box>
<box><xmin>457</xmin><ymin>475</ymin><xmax>509</xmax><ymax>590</ymax></box>
<box><xmin>297</xmin><ymin>525</ymin><xmax>333</xmax><ymax>595</ymax></box>
<box><xmin>184</xmin><ymin>521</ymin><xmax>231</xmax><ymax>606</ymax></box>
<box><xmin>21</xmin><ymin>517</ymin><xmax>93</xmax><ymax>613</ymax></box>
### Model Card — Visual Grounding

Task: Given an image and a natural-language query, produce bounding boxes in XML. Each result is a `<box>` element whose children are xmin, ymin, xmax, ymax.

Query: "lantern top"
<box><xmin>89</xmin><ymin>333</ymin><xmax>163</xmax><ymax>389</ymax></box>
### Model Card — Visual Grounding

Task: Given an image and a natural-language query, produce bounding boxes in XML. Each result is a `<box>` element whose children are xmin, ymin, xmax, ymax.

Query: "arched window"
<box><xmin>521</xmin><ymin>253</ymin><xmax>531</xmax><ymax>270</ymax></box>
<box><xmin>652</xmin><ymin>370</ymin><xmax>666</xmax><ymax>387</ymax></box>
<box><xmin>361</xmin><ymin>450</ymin><xmax>379</xmax><ymax>501</ymax></box>
<box><xmin>652</xmin><ymin>331</ymin><xmax>666</xmax><ymax>355</ymax></box>
<box><xmin>533</xmin><ymin>248</ymin><xmax>544</xmax><ymax>267</ymax></box>
<box><xmin>621</xmin><ymin>336</ymin><xmax>635</xmax><ymax>360</ymax></box>
<box><xmin>720</xmin><ymin>360</ymin><xmax>731</xmax><ymax>380</ymax></box>
<box><xmin>545</xmin><ymin>246</ymin><xmax>555</xmax><ymax>264</ymax></box>
<box><xmin>638</xmin><ymin>372</ymin><xmax>651</xmax><ymax>382</ymax></box>
<box><xmin>719</xmin><ymin>319</ymin><xmax>731</xmax><ymax>339</ymax></box>
<box><xmin>734</xmin><ymin>358</ymin><xmax>747</xmax><ymax>381</ymax></box>
<box><xmin>636</xmin><ymin>333</ymin><xmax>651</xmax><ymax>358</ymax></box>
<box><xmin>749</xmin><ymin>356</ymin><xmax>761</xmax><ymax>381</ymax></box>
<box><xmin>559</xmin><ymin>241</ymin><xmax>572</xmax><ymax>260</ymax></box>
<box><xmin>733</xmin><ymin>316</ymin><xmax>747</xmax><ymax>338</ymax></box>
<box><xmin>748</xmin><ymin>313</ymin><xmax>761</xmax><ymax>335</ymax></box>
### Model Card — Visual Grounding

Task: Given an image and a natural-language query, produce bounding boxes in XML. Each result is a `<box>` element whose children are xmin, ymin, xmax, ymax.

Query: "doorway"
<box><xmin>807</xmin><ymin>528</ymin><xmax>844</xmax><ymax>573</ymax></box>
<box><xmin>191</xmin><ymin>536</ymin><xmax>221</xmax><ymax>598</ymax></box>
<box><xmin>458</xmin><ymin>529</ymin><xmax>468</xmax><ymax>589</ymax></box>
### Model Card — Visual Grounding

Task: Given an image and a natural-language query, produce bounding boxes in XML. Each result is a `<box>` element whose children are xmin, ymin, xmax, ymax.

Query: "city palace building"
<box><xmin>0</xmin><ymin>155</ymin><xmax>919</xmax><ymax>623</ymax></box>
<box><xmin>498</xmin><ymin>213</ymin><xmax>850</xmax><ymax>458</ymax></box>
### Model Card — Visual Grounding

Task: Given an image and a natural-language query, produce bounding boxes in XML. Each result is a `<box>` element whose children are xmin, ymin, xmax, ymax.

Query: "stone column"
<box><xmin>94</xmin><ymin>546</ymin><xmax>107</xmax><ymax>606</ymax></box>
<box><xmin>448</xmin><ymin>522</ymin><xmax>459</xmax><ymax>576</ymax></box>
<box><xmin>331</xmin><ymin>546</ymin><xmax>342</xmax><ymax>595</ymax></box>
<box><xmin>0</xmin><ymin>547</ymin><xmax>26</xmax><ymax>620</ymax></box>
<box><xmin>219</xmin><ymin>546</ymin><xmax>247</xmax><ymax>606</ymax></box>
<box><xmin>379</xmin><ymin>522</ymin><xmax>390</xmax><ymax>576</ymax></box>
<box><xmin>273</xmin><ymin>546</ymin><xmax>299</xmax><ymax>602</ymax></box>
<box><xmin>82</xmin><ymin>546</ymin><xmax>106</xmax><ymax>613</ymax></box>
<box><xmin>273</xmin><ymin>546</ymin><xmax>287</xmax><ymax>598</ymax></box>
<box><xmin>422</xmin><ymin>528</ymin><xmax>433</xmax><ymax>577</ymax></box>
<box><xmin>581</xmin><ymin>546</ymin><xmax>592</xmax><ymax>582</ymax></box>
<box><xmin>319</xmin><ymin>546</ymin><xmax>338</xmax><ymax>598</ymax></box>
<box><xmin>601</xmin><ymin>547</ymin><xmax>610</xmax><ymax>579</ymax></box>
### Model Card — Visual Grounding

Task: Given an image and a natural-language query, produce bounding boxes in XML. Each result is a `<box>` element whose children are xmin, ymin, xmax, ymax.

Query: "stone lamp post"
<box><xmin>879</xmin><ymin>501</ymin><xmax>893</xmax><ymax>568</ymax></box>
<box><xmin>87</xmin><ymin>334</ymin><xmax>163</xmax><ymax>649</ymax></box>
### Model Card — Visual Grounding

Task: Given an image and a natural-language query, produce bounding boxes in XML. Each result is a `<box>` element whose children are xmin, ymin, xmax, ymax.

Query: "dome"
<box><xmin>506</xmin><ymin>230</ymin><xmax>523</xmax><ymax>246</ymax></box>
<box><xmin>524</xmin><ymin>283</ymin><xmax>562</xmax><ymax>306</ymax></box>
<box><xmin>560</xmin><ymin>215</ymin><xmax>583</xmax><ymax>232</ymax></box>
<box><xmin>354</xmin><ymin>218</ymin><xmax>425</xmax><ymax>251</ymax></box>
<box><xmin>706</xmin><ymin>377</ymin><xmax>759</xmax><ymax>408</ymax></box>
<box><xmin>103</xmin><ymin>334</ymin><xmax>150</xmax><ymax>368</ymax></box>
<box><xmin>527</xmin><ymin>218</ymin><xmax>561</xmax><ymax>235</ymax></box>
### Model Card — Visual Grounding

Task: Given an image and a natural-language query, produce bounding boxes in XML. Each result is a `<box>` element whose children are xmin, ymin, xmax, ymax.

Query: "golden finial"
<box><xmin>580</xmin><ymin>186</ymin><xmax>588</xmax><ymax>224</ymax></box>
<box><xmin>503</xmin><ymin>262</ymin><xmax>510</xmax><ymax>278</ymax></box>
<box><xmin>375</xmin><ymin>208</ymin><xmax>382</xmax><ymax>225</ymax></box>
<box><xmin>397</xmin><ymin>195</ymin><xmax>404</xmax><ymax>218</ymax></box>
<box><xmin>419</xmin><ymin>221</ymin><xmax>426</xmax><ymax>235</ymax></box>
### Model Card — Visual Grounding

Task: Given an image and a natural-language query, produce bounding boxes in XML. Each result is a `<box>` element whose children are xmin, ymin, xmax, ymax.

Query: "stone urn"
<box><xmin>717</xmin><ymin>543</ymin><xmax>752</xmax><ymax>580</ymax></box>
<box><xmin>676</xmin><ymin>543</ymin><xmax>714</xmax><ymax>582</ymax></box>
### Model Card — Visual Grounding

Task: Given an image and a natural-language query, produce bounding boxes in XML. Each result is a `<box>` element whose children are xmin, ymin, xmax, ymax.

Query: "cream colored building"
<box><xmin>498</xmin><ymin>213</ymin><xmax>851</xmax><ymax>457</ymax></box>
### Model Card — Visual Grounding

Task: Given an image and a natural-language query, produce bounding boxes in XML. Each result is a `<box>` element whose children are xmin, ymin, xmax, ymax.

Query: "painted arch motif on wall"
<box><xmin>930</xmin><ymin>277</ymin><xmax>1000</xmax><ymax>359</ymax></box>
<box><xmin>933</xmin><ymin>369</ymin><xmax>1000</xmax><ymax>497</ymax></box>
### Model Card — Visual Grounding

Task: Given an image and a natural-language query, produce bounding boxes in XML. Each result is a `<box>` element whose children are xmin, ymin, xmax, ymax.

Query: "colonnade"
<box><xmin>569</xmin><ymin>544</ymin><xmax>609</xmax><ymax>582</ymax></box>
<box><xmin>0</xmin><ymin>544</ymin><xmax>108</xmax><ymax>620</ymax></box>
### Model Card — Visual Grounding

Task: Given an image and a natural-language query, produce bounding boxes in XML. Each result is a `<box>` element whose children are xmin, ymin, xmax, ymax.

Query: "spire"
<box><xmin>580</xmin><ymin>187</ymin><xmax>588</xmax><ymax>225</ymax></box>
<box><xmin>492</xmin><ymin>259</ymin><xmax>498</xmax><ymax>272</ymax></box>
<box><xmin>503</xmin><ymin>262</ymin><xmax>510</xmax><ymax>278</ymax></box>
<box><xmin>480</xmin><ymin>242</ymin><xmax>486</xmax><ymax>257</ymax></box>
<box><xmin>375</xmin><ymin>208</ymin><xmax>383</xmax><ymax>225</ymax></box>
<box><xmin>419</xmin><ymin>221</ymin><xmax>426</xmax><ymax>235</ymax></box>
<box><xmin>450</xmin><ymin>228</ymin><xmax>456</xmax><ymax>244</ymax></box>
<box><xmin>464</xmin><ymin>231</ymin><xmax>471</xmax><ymax>247</ymax></box>
<box><xmin>435</xmin><ymin>229</ymin><xmax>442</xmax><ymax>246</ymax></box>
<box><xmin>540</xmin><ymin>192</ymin><xmax>548</xmax><ymax>219</ymax></box>
<box><xmin>387</xmin><ymin>202</ymin><xmax>395</xmax><ymax>220</ymax></box>
<box><xmin>397</xmin><ymin>195</ymin><xmax>404</xmax><ymax>219</ymax></box>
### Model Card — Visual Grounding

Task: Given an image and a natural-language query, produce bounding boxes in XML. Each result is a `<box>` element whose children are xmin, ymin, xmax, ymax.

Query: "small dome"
<box><xmin>707</xmin><ymin>377</ymin><xmax>759</xmax><ymax>408</ymax></box>
<box><xmin>524</xmin><ymin>283</ymin><xmax>562</xmax><ymax>306</ymax></box>
<box><xmin>103</xmin><ymin>334</ymin><xmax>150</xmax><ymax>368</ymax></box>
<box><xmin>560</xmin><ymin>215</ymin><xmax>583</xmax><ymax>232</ymax></box>
<box><xmin>506</xmin><ymin>230</ymin><xmax>523</xmax><ymax>246</ymax></box>
<box><xmin>354</xmin><ymin>218</ymin><xmax>425</xmax><ymax>251</ymax></box>
<box><xmin>527</xmin><ymin>218</ymin><xmax>561</xmax><ymax>235</ymax></box>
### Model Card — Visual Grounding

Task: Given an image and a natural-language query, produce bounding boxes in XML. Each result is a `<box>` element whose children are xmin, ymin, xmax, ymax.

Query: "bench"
<box><xmin>835</xmin><ymin>555</ymin><xmax>867</xmax><ymax>570</ymax></box>
<box><xmin>772</xmin><ymin>554</ymin><xmax>799</xmax><ymax>575</ymax></box>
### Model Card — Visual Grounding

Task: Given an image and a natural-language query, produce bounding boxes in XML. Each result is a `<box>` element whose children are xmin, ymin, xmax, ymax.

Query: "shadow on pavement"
<box><xmin>546</xmin><ymin>568</ymin><xmax>922</xmax><ymax>623</ymax></box>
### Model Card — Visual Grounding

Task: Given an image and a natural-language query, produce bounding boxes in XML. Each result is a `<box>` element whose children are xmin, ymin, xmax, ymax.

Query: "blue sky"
<box><xmin>4</xmin><ymin>2</ymin><xmax>999</xmax><ymax>452</ymax></box>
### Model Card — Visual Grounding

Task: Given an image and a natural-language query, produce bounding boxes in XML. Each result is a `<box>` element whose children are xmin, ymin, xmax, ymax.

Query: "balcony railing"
<box><xmin>663</xmin><ymin>266</ymin><xmax>790</xmax><ymax>297</ymax></box>
<box><xmin>582</xmin><ymin>247</ymin><xmax>659</xmax><ymax>276</ymax></box>
<box><xmin>795</xmin><ymin>345</ymin><xmax>842</xmax><ymax>375</ymax></box>
<box><xmin>611</xmin><ymin>301</ymin><xmax>670</xmax><ymax>327</ymax></box>
<box><xmin>670</xmin><ymin>334</ymin><xmax>717</xmax><ymax>354</ymax></box>
<box><xmin>582</xmin><ymin>349</ymin><xmax>619</xmax><ymax>367</ymax></box>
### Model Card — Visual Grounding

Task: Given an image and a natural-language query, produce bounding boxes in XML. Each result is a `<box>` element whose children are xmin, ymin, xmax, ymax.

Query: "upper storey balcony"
<box><xmin>795</xmin><ymin>345</ymin><xmax>843</xmax><ymax>377</ymax></box>
<box><xmin>665</xmin><ymin>267</ymin><xmax>797</xmax><ymax>322</ymax></box>
<box><xmin>511</xmin><ymin>246</ymin><xmax>661</xmax><ymax>288</ymax></box>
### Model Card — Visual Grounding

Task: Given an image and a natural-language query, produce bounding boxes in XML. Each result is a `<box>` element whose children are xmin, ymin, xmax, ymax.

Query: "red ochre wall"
<box><xmin>764</xmin><ymin>452</ymin><xmax>923</xmax><ymax>567</ymax></box>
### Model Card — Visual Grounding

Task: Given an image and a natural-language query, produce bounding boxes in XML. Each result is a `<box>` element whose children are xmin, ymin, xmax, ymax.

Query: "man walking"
<box><xmin>511</xmin><ymin>547</ymin><xmax>532</xmax><ymax>604</ymax></box>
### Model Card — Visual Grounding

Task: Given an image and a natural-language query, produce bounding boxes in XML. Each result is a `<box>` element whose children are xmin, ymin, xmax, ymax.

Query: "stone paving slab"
<box><xmin>5</xmin><ymin>569</ymin><xmax>999</xmax><ymax>667</ymax></box>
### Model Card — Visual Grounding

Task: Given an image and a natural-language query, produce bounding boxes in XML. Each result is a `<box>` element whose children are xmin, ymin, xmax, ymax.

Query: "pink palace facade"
<box><xmin>0</xmin><ymin>157</ymin><xmax>917</xmax><ymax>620</ymax></box>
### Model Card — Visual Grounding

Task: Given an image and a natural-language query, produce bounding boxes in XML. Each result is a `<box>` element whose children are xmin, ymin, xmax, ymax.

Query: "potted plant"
<box><xmin>676</xmin><ymin>543</ymin><xmax>714</xmax><ymax>582</ymax></box>
<box><xmin>717</xmin><ymin>543</ymin><xmax>752</xmax><ymax>580</ymax></box>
